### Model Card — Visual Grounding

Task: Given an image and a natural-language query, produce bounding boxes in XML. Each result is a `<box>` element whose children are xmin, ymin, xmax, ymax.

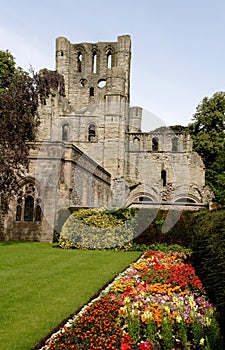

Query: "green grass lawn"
<box><xmin>0</xmin><ymin>241</ymin><xmax>141</xmax><ymax>350</ymax></box>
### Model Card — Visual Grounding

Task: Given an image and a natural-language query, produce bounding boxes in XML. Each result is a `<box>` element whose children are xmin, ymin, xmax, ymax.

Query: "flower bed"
<box><xmin>41</xmin><ymin>249</ymin><xmax>222</xmax><ymax>349</ymax></box>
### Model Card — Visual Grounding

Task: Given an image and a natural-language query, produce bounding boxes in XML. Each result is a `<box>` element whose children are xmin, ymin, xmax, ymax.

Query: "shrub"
<box><xmin>53</xmin><ymin>208</ymin><xmax>77</xmax><ymax>243</ymax></box>
<box><xmin>190</xmin><ymin>209</ymin><xmax>225</xmax><ymax>342</ymax></box>
<box><xmin>133</xmin><ymin>209</ymin><xmax>195</xmax><ymax>247</ymax></box>
<box><xmin>60</xmin><ymin>208</ymin><xmax>137</xmax><ymax>250</ymax></box>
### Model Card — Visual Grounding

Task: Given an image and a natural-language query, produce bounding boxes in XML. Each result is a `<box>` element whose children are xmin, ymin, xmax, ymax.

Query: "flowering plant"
<box><xmin>41</xmin><ymin>249</ymin><xmax>222</xmax><ymax>349</ymax></box>
<box><xmin>113</xmin><ymin>251</ymin><xmax>221</xmax><ymax>349</ymax></box>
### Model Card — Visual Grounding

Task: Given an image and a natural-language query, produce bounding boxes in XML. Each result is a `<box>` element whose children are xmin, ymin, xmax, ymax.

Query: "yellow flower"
<box><xmin>176</xmin><ymin>314</ymin><xmax>182</xmax><ymax>323</ymax></box>
<box><xmin>199</xmin><ymin>338</ymin><xmax>205</xmax><ymax>345</ymax></box>
<box><xmin>205</xmin><ymin>317</ymin><xmax>211</xmax><ymax>327</ymax></box>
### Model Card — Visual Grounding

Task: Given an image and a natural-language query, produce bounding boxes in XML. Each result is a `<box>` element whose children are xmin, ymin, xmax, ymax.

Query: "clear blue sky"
<box><xmin>1</xmin><ymin>0</ymin><xmax>225</xmax><ymax>130</ymax></box>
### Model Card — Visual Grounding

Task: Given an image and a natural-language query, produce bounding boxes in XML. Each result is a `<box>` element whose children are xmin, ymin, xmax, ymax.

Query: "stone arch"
<box><xmin>105</xmin><ymin>45</ymin><xmax>115</xmax><ymax>68</ymax></box>
<box><xmin>136</xmin><ymin>195</ymin><xmax>153</xmax><ymax>202</ymax></box>
<box><xmin>126</xmin><ymin>191</ymin><xmax>158</xmax><ymax>207</ymax></box>
<box><xmin>133</xmin><ymin>136</ymin><xmax>140</xmax><ymax>151</ymax></box>
<box><xmin>174</xmin><ymin>195</ymin><xmax>199</xmax><ymax>204</ymax></box>
<box><xmin>62</xmin><ymin>123</ymin><xmax>69</xmax><ymax>141</ymax></box>
<box><xmin>76</xmin><ymin>46</ymin><xmax>85</xmax><ymax>73</ymax></box>
<box><xmin>60</xmin><ymin>120</ymin><xmax>72</xmax><ymax>142</ymax></box>
<box><xmin>91</xmin><ymin>46</ymin><xmax>98</xmax><ymax>73</ymax></box>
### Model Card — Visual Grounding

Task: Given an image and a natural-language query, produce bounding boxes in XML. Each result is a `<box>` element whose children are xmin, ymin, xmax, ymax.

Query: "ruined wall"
<box><xmin>2</xmin><ymin>34</ymin><xmax>213</xmax><ymax>242</ymax></box>
<box><xmin>55</xmin><ymin>35</ymin><xmax>131</xmax><ymax>111</ymax></box>
<box><xmin>3</xmin><ymin>142</ymin><xmax>111</xmax><ymax>242</ymax></box>
<box><xmin>124</xmin><ymin>131</ymin><xmax>210</xmax><ymax>207</ymax></box>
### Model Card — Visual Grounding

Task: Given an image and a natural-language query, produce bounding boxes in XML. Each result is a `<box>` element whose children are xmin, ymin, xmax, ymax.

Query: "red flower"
<box><xmin>121</xmin><ymin>334</ymin><xmax>134</xmax><ymax>349</ymax></box>
<box><xmin>140</xmin><ymin>341</ymin><xmax>153</xmax><ymax>350</ymax></box>
<box><xmin>121</xmin><ymin>344</ymin><xmax>132</xmax><ymax>350</ymax></box>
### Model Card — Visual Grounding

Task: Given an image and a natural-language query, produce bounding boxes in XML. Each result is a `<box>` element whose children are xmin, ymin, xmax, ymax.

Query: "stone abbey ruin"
<box><xmin>2</xmin><ymin>35</ymin><xmax>213</xmax><ymax>242</ymax></box>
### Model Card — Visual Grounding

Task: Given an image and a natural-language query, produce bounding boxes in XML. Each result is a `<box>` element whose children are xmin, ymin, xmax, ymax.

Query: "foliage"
<box><xmin>148</xmin><ymin>242</ymin><xmax>192</xmax><ymax>254</ymax></box>
<box><xmin>129</xmin><ymin>242</ymin><xmax>192</xmax><ymax>255</ymax></box>
<box><xmin>133</xmin><ymin>209</ymin><xmax>195</xmax><ymax>247</ymax></box>
<box><xmin>60</xmin><ymin>208</ymin><xmax>137</xmax><ymax>250</ymax></box>
<box><xmin>188</xmin><ymin>92</ymin><xmax>225</xmax><ymax>204</ymax></box>
<box><xmin>169</xmin><ymin>124</ymin><xmax>189</xmax><ymax>134</ymax></box>
<box><xmin>53</xmin><ymin>208</ymin><xmax>77</xmax><ymax>243</ymax></box>
<box><xmin>0</xmin><ymin>50</ymin><xmax>65</xmax><ymax>210</ymax></box>
<box><xmin>0</xmin><ymin>50</ymin><xmax>16</xmax><ymax>92</ymax></box>
<box><xmin>152</xmin><ymin>125</ymin><xmax>188</xmax><ymax>133</ymax></box>
<box><xmin>190</xmin><ymin>209</ymin><xmax>225</xmax><ymax>343</ymax></box>
<box><xmin>43</xmin><ymin>249</ymin><xmax>222</xmax><ymax>349</ymax></box>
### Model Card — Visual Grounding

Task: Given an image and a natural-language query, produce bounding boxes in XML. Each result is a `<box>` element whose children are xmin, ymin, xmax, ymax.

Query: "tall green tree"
<box><xmin>188</xmin><ymin>92</ymin><xmax>225</xmax><ymax>204</ymax></box>
<box><xmin>0</xmin><ymin>50</ymin><xmax>65</xmax><ymax>211</ymax></box>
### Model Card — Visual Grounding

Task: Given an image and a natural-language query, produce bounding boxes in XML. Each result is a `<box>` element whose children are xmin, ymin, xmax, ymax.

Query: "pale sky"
<box><xmin>1</xmin><ymin>0</ymin><xmax>225</xmax><ymax>130</ymax></box>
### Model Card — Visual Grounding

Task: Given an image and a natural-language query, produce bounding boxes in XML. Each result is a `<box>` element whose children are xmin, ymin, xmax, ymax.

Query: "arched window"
<box><xmin>24</xmin><ymin>196</ymin><xmax>34</xmax><ymax>222</ymax></box>
<box><xmin>161</xmin><ymin>170</ymin><xmax>167</xmax><ymax>187</ymax></box>
<box><xmin>88</xmin><ymin>124</ymin><xmax>96</xmax><ymax>141</ymax></box>
<box><xmin>172</xmin><ymin>137</ymin><xmax>179</xmax><ymax>152</ymax></box>
<box><xmin>107</xmin><ymin>51</ymin><xmax>112</xmax><ymax>69</ymax></box>
<box><xmin>62</xmin><ymin>124</ymin><xmax>69</xmax><ymax>141</ymax></box>
<box><xmin>92</xmin><ymin>51</ymin><xmax>97</xmax><ymax>73</ymax></box>
<box><xmin>133</xmin><ymin>137</ymin><xmax>140</xmax><ymax>151</ymax></box>
<box><xmin>152</xmin><ymin>137</ymin><xmax>159</xmax><ymax>151</ymax></box>
<box><xmin>15</xmin><ymin>182</ymin><xmax>43</xmax><ymax>223</ymax></box>
<box><xmin>77</xmin><ymin>51</ymin><xmax>82</xmax><ymax>72</ymax></box>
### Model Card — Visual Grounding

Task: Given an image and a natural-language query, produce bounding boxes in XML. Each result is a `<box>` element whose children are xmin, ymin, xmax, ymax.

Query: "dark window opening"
<box><xmin>90</xmin><ymin>87</ymin><xmax>94</xmax><ymax>97</ymax></box>
<box><xmin>175</xmin><ymin>197</ymin><xmax>196</xmax><ymax>203</ymax></box>
<box><xmin>60</xmin><ymin>50</ymin><xmax>64</xmax><ymax>57</ymax></box>
<box><xmin>77</xmin><ymin>51</ymin><xmax>82</xmax><ymax>72</ymax></box>
<box><xmin>138</xmin><ymin>196</ymin><xmax>153</xmax><ymax>202</ymax></box>
<box><xmin>16</xmin><ymin>205</ymin><xmax>22</xmax><ymax>221</ymax></box>
<box><xmin>107</xmin><ymin>51</ymin><xmax>112</xmax><ymax>69</ymax></box>
<box><xmin>161</xmin><ymin>170</ymin><xmax>167</xmax><ymax>187</ymax></box>
<box><xmin>35</xmin><ymin>205</ymin><xmax>42</xmax><ymax>221</ymax></box>
<box><xmin>88</xmin><ymin>124</ymin><xmax>96</xmax><ymax>141</ymax></box>
<box><xmin>24</xmin><ymin>196</ymin><xmax>34</xmax><ymax>222</ymax></box>
<box><xmin>152</xmin><ymin>137</ymin><xmax>159</xmax><ymax>151</ymax></box>
<box><xmin>172</xmin><ymin>137</ymin><xmax>179</xmax><ymax>152</ymax></box>
<box><xmin>92</xmin><ymin>51</ymin><xmax>97</xmax><ymax>73</ymax></box>
<box><xmin>62</xmin><ymin>124</ymin><xmax>69</xmax><ymax>141</ymax></box>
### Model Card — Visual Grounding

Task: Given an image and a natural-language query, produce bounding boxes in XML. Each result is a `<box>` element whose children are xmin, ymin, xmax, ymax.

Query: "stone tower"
<box><xmin>54</xmin><ymin>35</ymin><xmax>131</xmax><ymax>179</ymax></box>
